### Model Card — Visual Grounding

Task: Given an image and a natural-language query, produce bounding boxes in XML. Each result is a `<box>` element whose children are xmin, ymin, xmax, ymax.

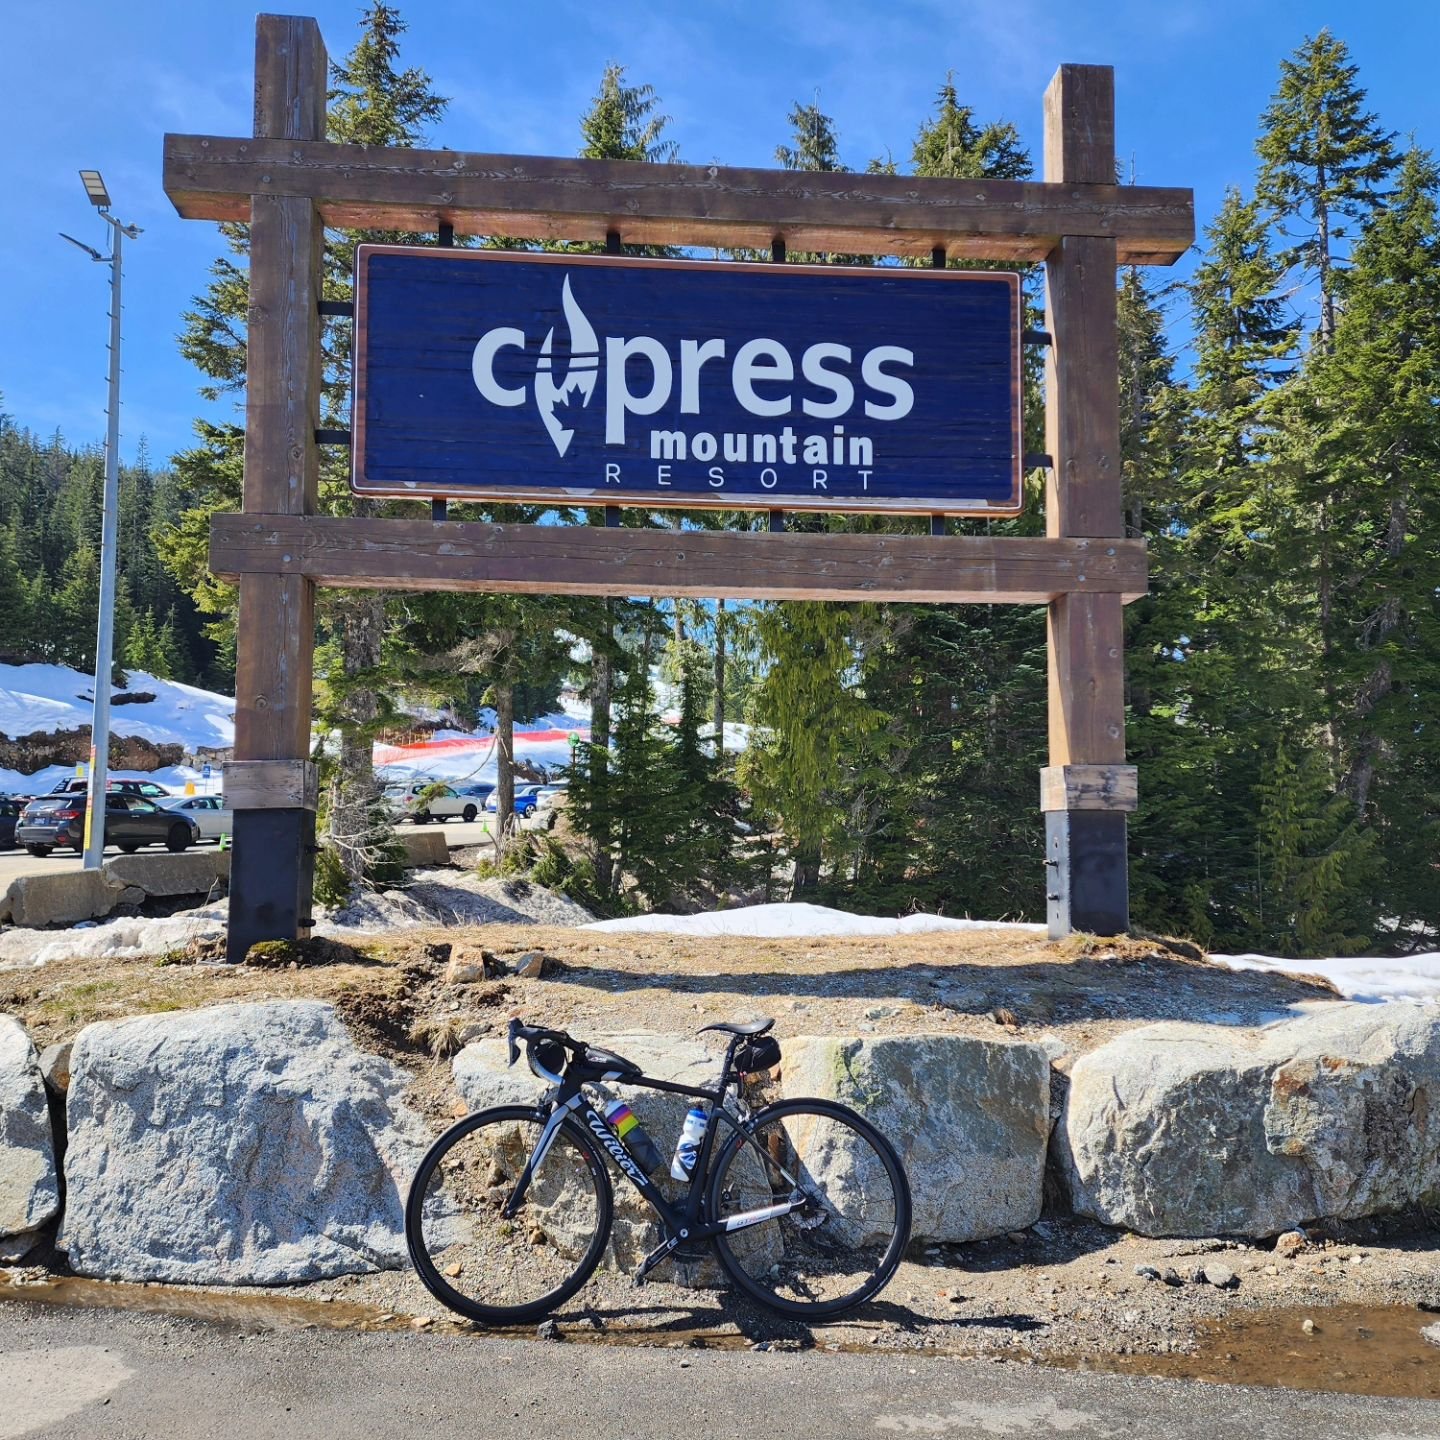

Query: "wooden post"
<box><xmin>1041</xmin><ymin>65</ymin><xmax>1137</xmax><ymax>938</ymax></box>
<box><xmin>224</xmin><ymin>15</ymin><xmax>325</xmax><ymax>962</ymax></box>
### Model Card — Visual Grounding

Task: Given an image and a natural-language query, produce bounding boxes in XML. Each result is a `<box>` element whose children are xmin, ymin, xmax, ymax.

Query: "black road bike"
<box><xmin>405</xmin><ymin>1018</ymin><xmax>912</xmax><ymax>1324</ymax></box>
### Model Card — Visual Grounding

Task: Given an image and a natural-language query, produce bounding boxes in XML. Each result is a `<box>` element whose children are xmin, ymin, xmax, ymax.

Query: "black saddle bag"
<box><xmin>733</xmin><ymin>1035</ymin><xmax>782</xmax><ymax>1074</ymax></box>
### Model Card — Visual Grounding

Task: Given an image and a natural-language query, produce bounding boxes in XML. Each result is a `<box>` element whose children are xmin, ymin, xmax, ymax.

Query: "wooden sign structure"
<box><xmin>162</xmin><ymin>15</ymin><xmax>1193</xmax><ymax>961</ymax></box>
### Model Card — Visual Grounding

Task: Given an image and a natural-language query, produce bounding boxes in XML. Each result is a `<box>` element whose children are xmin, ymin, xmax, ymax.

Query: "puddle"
<box><xmin>1058</xmin><ymin>1303</ymin><xmax>1440</xmax><ymax>1401</ymax></box>
<box><xmin>5</xmin><ymin>1275</ymin><xmax>1439</xmax><ymax>1399</ymax></box>
<box><xmin>0</xmin><ymin>1273</ymin><xmax>407</xmax><ymax>1333</ymax></box>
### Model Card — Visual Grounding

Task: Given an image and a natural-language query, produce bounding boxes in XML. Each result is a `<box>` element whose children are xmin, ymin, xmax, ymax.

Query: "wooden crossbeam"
<box><xmin>162</xmin><ymin>136</ymin><xmax>1193</xmax><ymax>264</ymax></box>
<box><xmin>209</xmin><ymin>515</ymin><xmax>1148</xmax><ymax>605</ymax></box>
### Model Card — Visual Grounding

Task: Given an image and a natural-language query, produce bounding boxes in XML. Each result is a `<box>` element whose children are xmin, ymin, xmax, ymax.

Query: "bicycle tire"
<box><xmin>406</xmin><ymin>1104</ymin><xmax>614</xmax><ymax>1325</ymax></box>
<box><xmin>707</xmin><ymin>1097</ymin><xmax>912</xmax><ymax>1319</ymax></box>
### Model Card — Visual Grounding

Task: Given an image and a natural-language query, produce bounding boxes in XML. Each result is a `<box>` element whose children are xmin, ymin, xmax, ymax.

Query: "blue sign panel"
<box><xmin>353</xmin><ymin>247</ymin><xmax>1021</xmax><ymax>516</ymax></box>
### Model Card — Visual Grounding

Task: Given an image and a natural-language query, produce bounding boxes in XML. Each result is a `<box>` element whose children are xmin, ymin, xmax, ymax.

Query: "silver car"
<box><xmin>161</xmin><ymin>794</ymin><xmax>232</xmax><ymax>842</ymax></box>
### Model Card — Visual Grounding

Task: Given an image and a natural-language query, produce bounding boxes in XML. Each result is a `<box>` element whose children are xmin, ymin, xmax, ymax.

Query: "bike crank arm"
<box><xmin>634</xmin><ymin>1231</ymin><xmax>697</xmax><ymax>1286</ymax></box>
<box><xmin>633</xmin><ymin>1191</ymin><xmax>808</xmax><ymax>1284</ymax></box>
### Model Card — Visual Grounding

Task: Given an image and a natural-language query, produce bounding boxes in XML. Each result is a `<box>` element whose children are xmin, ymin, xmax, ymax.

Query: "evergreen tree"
<box><xmin>910</xmin><ymin>78</ymin><xmax>1029</xmax><ymax>181</ymax></box>
<box><xmin>0</xmin><ymin>525</ymin><xmax>31</xmax><ymax>658</ymax></box>
<box><xmin>570</xmin><ymin>660</ymin><xmax>694</xmax><ymax>910</ymax></box>
<box><xmin>1256</xmin><ymin>30</ymin><xmax>1399</xmax><ymax>345</ymax></box>
<box><xmin>1252</xmin><ymin>742</ymin><xmax>1376</xmax><ymax>955</ymax></box>
<box><xmin>565</xmin><ymin>62</ymin><xmax>679</xmax><ymax>888</ymax></box>
<box><xmin>741</xmin><ymin>602</ymin><xmax>889</xmax><ymax>896</ymax></box>
<box><xmin>777</xmin><ymin>98</ymin><xmax>842</xmax><ymax>174</ymax></box>
<box><xmin>828</xmin><ymin>81</ymin><xmax>1044</xmax><ymax>919</ymax></box>
<box><xmin>579</xmin><ymin>65</ymin><xmax>676</xmax><ymax>164</ymax></box>
<box><xmin>1265</xmin><ymin>147</ymin><xmax>1440</xmax><ymax>943</ymax></box>
<box><xmin>1126</xmin><ymin>189</ymin><xmax>1301</xmax><ymax>944</ymax></box>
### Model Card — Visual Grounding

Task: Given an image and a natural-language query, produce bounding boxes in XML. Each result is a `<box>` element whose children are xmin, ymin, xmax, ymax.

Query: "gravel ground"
<box><xmin>7</xmin><ymin>1213</ymin><xmax>1440</xmax><ymax>1392</ymax></box>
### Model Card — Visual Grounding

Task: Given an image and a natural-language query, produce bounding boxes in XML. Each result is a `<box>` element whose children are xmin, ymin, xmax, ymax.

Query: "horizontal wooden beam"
<box><xmin>1040</xmin><ymin>763</ymin><xmax>1138</xmax><ymax>812</ymax></box>
<box><xmin>163</xmin><ymin>135</ymin><xmax>1194</xmax><ymax>264</ymax></box>
<box><xmin>210</xmin><ymin>515</ymin><xmax>1148</xmax><ymax>604</ymax></box>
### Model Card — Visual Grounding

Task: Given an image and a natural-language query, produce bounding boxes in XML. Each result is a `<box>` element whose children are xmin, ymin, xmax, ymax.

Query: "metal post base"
<box><xmin>225</xmin><ymin>807</ymin><xmax>317</xmax><ymax>963</ymax></box>
<box><xmin>1045</xmin><ymin>809</ymin><xmax>1129</xmax><ymax>939</ymax></box>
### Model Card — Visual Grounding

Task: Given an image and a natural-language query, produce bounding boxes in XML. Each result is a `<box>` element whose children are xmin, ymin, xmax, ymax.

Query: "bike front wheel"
<box><xmin>707</xmin><ymin>1097</ymin><xmax>911</xmax><ymax>1318</ymax></box>
<box><xmin>406</xmin><ymin>1105</ymin><xmax>614</xmax><ymax>1325</ymax></box>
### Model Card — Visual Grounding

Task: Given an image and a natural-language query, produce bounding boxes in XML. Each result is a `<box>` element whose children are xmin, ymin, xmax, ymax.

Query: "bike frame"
<box><xmin>504</xmin><ymin>1039</ymin><xmax>808</xmax><ymax>1283</ymax></box>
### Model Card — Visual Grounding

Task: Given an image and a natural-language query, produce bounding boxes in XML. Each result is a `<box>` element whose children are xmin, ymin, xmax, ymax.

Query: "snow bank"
<box><xmin>0</xmin><ymin>664</ymin><xmax>235</xmax><ymax>751</ymax></box>
<box><xmin>1212</xmin><ymin>951</ymin><xmax>1440</xmax><ymax>1006</ymax></box>
<box><xmin>0</xmin><ymin>906</ymin><xmax>227</xmax><ymax>971</ymax></box>
<box><xmin>583</xmin><ymin>902</ymin><xmax>1045</xmax><ymax>940</ymax></box>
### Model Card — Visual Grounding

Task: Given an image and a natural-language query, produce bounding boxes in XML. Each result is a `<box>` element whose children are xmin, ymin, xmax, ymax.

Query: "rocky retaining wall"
<box><xmin>1053</xmin><ymin>1002</ymin><xmax>1440</xmax><ymax>1237</ymax></box>
<box><xmin>60</xmin><ymin>1001</ymin><xmax>429</xmax><ymax>1284</ymax></box>
<box><xmin>3</xmin><ymin>1001</ymin><xmax>1440</xmax><ymax>1288</ymax></box>
<box><xmin>0</xmin><ymin>1016</ymin><xmax>59</xmax><ymax>1261</ymax></box>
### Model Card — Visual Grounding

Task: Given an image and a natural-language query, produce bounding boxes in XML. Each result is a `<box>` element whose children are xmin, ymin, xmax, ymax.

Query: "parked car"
<box><xmin>17</xmin><ymin>793</ymin><xmax>200</xmax><ymax>857</ymax></box>
<box><xmin>45</xmin><ymin>777</ymin><xmax>174</xmax><ymax>800</ymax></box>
<box><xmin>0</xmin><ymin>798</ymin><xmax>20</xmax><ymax>850</ymax></box>
<box><xmin>161</xmin><ymin>794</ymin><xmax>232</xmax><ymax>842</ymax></box>
<box><xmin>382</xmin><ymin>779</ymin><xmax>488</xmax><ymax>823</ymax></box>
<box><xmin>483</xmin><ymin>784</ymin><xmax>542</xmax><ymax>818</ymax></box>
<box><xmin>535</xmin><ymin>783</ymin><xmax>569</xmax><ymax>813</ymax></box>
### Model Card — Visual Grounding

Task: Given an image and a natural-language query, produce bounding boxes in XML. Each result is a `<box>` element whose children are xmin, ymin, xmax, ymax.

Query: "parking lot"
<box><xmin>0</xmin><ymin>815</ymin><xmax>507</xmax><ymax>891</ymax></box>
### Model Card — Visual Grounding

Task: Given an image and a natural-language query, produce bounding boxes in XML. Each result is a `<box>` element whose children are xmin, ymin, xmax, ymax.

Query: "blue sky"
<box><xmin>2</xmin><ymin>0</ymin><xmax>1436</xmax><ymax>464</ymax></box>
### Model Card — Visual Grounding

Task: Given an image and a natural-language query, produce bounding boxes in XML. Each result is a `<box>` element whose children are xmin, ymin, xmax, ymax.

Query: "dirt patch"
<box><xmin>0</xmin><ymin>725</ymin><xmax>182</xmax><ymax>774</ymax></box>
<box><xmin>0</xmin><ymin>922</ymin><xmax>1341</xmax><ymax>1066</ymax></box>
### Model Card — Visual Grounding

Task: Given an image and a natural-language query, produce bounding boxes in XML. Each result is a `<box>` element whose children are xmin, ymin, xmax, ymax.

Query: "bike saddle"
<box><xmin>699</xmin><ymin>1018</ymin><xmax>774</xmax><ymax>1038</ymax></box>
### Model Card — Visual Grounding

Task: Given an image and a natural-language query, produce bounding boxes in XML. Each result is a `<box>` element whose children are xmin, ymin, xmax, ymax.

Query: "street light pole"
<box><xmin>62</xmin><ymin>170</ymin><xmax>140</xmax><ymax>870</ymax></box>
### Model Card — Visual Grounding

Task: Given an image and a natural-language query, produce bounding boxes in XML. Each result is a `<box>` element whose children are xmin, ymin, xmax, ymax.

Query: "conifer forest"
<box><xmin>2</xmin><ymin>10</ymin><xmax>1435</xmax><ymax>956</ymax></box>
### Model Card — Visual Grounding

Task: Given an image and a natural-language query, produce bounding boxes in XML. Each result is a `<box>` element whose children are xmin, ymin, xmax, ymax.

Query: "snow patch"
<box><xmin>0</xmin><ymin>906</ymin><xmax>227</xmax><ymax>970</ymax></box>
<box><xmin>1212</xmin><ymin>951</ymin><xmax>1440</xmax><ymax>1006</ymax></box>
<box><xmin>0</xmin><ymin>664</ymin><xmax>235</xmax><ymax>753</ymax></box>
<box><xmin>583</xmin><ymin>902</ymin><xmax>1044</xmax><ymax>940</ymax></box>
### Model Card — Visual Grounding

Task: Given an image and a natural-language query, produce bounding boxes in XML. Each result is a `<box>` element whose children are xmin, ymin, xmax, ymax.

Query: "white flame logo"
<box><xmin>534</xmin><ymin>277</ymin><xmax>599</xmax><ymax>457</ymax></box>
<box><xmin>471</xmin><ymin>274</ymin><xmax>599</xmax><ymax>458</ymax></box>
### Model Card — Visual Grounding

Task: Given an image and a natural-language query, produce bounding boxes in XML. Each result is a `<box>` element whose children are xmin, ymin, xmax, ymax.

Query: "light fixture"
<box><xmin>59</xmin><ymin>231</ymin><xmax>106</xmax><ymax>262</ymax></box>
<box><xmin>78</xmin><ymin>169</ymin><xmax>111</xmax><ymax>208</ymax></box>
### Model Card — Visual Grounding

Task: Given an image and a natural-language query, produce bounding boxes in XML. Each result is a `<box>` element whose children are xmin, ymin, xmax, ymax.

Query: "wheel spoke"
<box><xmin>407</xmin><ymin>1107</ymin><xmax>611</xmax><ymax>1324</ymax></box>
<box><xmin>710</xmin><ymin>1101</ymin><xmax>910</xmax><ymax>1318</ymax></box>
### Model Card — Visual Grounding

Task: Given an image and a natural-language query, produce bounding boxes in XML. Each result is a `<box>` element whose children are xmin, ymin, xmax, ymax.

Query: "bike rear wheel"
<box><xmin>406</xmin><ymin>1105</ymin><xmax>614</xmax><ymax>1324</ymax></box>
<box><xmin>708</xmin><ymin>1097</ymin><xmax>911</xmax><ymax>1318</ymax></box>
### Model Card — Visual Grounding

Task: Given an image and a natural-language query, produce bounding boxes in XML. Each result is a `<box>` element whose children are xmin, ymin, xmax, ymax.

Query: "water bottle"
<box><xmin>671</xmin><ymin>1106</ymin><xmax>708</xmax><ymax>1181</ymax></box>
<box><xmin>602</xmin><ymin>1099</ymin><xmax>663</xmax><ymax>1174</ymax></box>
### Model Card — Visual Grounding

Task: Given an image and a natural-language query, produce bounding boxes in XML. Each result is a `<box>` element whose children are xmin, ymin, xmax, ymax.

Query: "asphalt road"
<box><xmin>2</xmin><ymin>1302</ymin><xmax>1438</xmax><ymax>1440</ymax></box>
<box><xmin>0</xmin><ymin>817</ymin><xmax>508</xmax><ymax>890</ymax></box>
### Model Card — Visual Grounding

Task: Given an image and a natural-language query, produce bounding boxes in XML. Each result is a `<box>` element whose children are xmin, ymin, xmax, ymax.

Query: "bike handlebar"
<box><xmin>506</xmin><ymin>1018</ymin><xmax>582</xmax><ymax>1069</ymax></box>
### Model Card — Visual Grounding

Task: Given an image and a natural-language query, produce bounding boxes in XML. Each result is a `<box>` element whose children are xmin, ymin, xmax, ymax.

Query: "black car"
<box><xmin>17</xmin><ymin>792</ymin><xmax>200</xmax><ymax>857</ymax></box>
<box><xmin>0</xmin><ymin>798</ymin><xmax>20</xmax><ymax>850</ymax></box>
<box><xmin>45</xmin><ymin>777</ymin><xmax>174</xmax><ymax>800</ymax></box>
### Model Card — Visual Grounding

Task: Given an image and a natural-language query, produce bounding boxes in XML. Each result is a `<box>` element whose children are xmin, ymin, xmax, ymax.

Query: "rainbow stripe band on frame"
<box><xmin>608</xmin><ymin>1103</ymin><xmax>639</xmax><ymax>1139</ymax></box>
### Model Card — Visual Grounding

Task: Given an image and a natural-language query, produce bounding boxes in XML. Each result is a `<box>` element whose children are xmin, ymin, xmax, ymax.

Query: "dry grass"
<box><xmin>0</xmin><ymin>923</ymin><xmax>1341</xmax><ymax>1075</ymax></box>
